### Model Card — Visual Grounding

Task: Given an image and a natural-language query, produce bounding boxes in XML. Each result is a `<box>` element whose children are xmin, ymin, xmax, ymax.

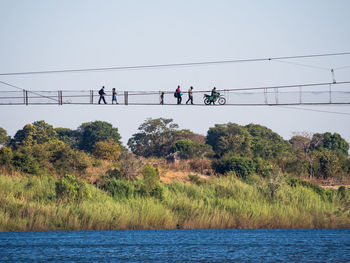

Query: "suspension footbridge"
<box><xmin>0</xmin><ymin>81</ymin><xmax>349</xmax><ymax>106</ymax></box>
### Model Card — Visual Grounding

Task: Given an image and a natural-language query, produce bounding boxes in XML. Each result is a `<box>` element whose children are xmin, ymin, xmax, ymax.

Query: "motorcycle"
<box><xmin>203</xmin><ymin>92</ymin><xmax>226</xmax><ymax>105</ymax></box>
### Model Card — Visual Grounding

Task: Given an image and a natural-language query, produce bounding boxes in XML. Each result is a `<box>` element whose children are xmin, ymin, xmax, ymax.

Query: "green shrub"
<box><xmin>169</xmin><ymin>139</ymin><xmax>212</xmax><ymax>159</ymax></box>
<box><xmin>12</xmin><ymin>148</ymin><xmax>40</xmax><ymax>175</ymax></box>
<box><xmin>338</xmin><ymin>186</ymin><xmax>350</xmax><ymax>202</ymax></box>
<box><xmin>93</xmin><ymin>139</ymin><xmax>121</xmax><ymax>161</ymax></box>
<box><xmin>49</xmin><ymin>142</ymin><xmax>89</xmax><ymax>175</ymax></box>
<box><xmin>150</xmin><ymin>185</ymin><xmax>165</xmax><ymax>200</ymax></box>
<box><xmin>0</xmin><ymin>146</ymin><xmax>13</xmax><ymax>166</ymax></box>
<box><xmin>105</xmin><ymin>178</ymin><xmax>134</xmax><ymax>199</ymax></box>
<box><xmin>142</xmin><ymin>164</ymin><xmax>160</xmax><ymax>192</ymax></box>
<box><xmin>287</xmin><ymin>176</ymin><xmax>327</xmax><ymax>200</ymax></box>
<box><xmin>188</xmin><ymin>174</ymin><xmax>202</xmax><ymax>185</ymax></box>
<box><xmin>135</xmin><ymin>182</ymin><xmax>150</xmax><ymax>197</ymax></box>
<box><xmin>214</xmin><ymin>154</ymin><xmax>254</xmax><ymax>178</ymax></box>
<box><xmin>55</xmin><ymin>174</ymin><xmax>91</xmax><ymax>201</ymax></box>
<box><xmin>253</xmin><ymin>158</ymin><xmax>273</xmax><ymax>177</ymax></box>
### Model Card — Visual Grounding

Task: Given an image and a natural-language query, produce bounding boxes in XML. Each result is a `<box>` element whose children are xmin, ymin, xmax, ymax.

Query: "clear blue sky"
<box><xmin>0</xmin><ymin>0</ymin><xmax>350</xmax><ymax>145</ymax></box>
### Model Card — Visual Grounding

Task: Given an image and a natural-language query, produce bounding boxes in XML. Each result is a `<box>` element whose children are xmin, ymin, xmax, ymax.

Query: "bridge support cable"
<box><xmin>1</xmin><ymin>52</ymin><xmax>350</xmax><ymax>76</ymax></box>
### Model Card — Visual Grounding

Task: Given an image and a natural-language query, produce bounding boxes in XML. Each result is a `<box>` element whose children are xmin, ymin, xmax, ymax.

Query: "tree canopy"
<box><xmin>206</xmin><ymin>123</ymin><xmax>290</xmax><ymax>160</ymax></box>
<box><xmin>127</xmin><ymin>118</ymin><xmax>179</xmax><ymax>157</ymax></box>
<box><xmin>78</xmin><ymin>121</ymin><xmax>121</xmax><ymax>152</ymax></box>
<box><xmin>311</xmin><ymin>132</ymin><xmax>349</xmax><ymax>155</ymax></box>
<box><xmin>12</xmin><ymin>121</ymin><xmax>58</xmax><ymax>146</ymax></box>
<box><xmin>0</xmin><ymin>119</ymin><xmax>348</xmax><ymax>181</ymax></box>
<box><xmin>0</xmin><ymin>127</ymin><xmax>10</xmax><ymax>146</ymax></box>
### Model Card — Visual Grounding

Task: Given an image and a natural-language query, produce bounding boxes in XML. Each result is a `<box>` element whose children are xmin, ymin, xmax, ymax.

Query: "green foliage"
<box><xmin>0</xmin><ymin>147</ymin><xmax>13</xmax><ymax>166</ymax></box>
<box><xmin>12</xmin><ymin>121</ymin><xmax>57</xmax><ymax>146</ymax></box>
<box><xmin>267</xmin><ymin>167</ymin><xmax>283</xmax><ymax>199</ymax></box>
<box><xmin>289</xmin><ymin>135</ymin><xmax>311</xmax><ymax>152</ymax></box>
<box><xmin>214</xmin><ymin>154</ymin><xmax>254</xmax><ymax>178</ymax></box>
<box><xmin>311</xmin><ymin>132</ymin><xmax>349</xmax><ymax>155</ymax></box>
<box><xmin>93</xmin><ymin>139</ymin><xmax>121</xmax><ymax>161</ymax></box>
<box><xmin>246</xmin><ymin>124</ymin><xmax>290</xmax><ymax>160</ymax></box>
<box><xmin>78</xmin><ymin>121</ymin><xmax>121</xmax><ymax>152</ymax></box>
<box><xmin>12</xmin><ymin>147</ymin><xmax>40</xmax><ymax>174</ymax></box>
<box><xmin>253</xmin><ymin>158</ymin><xmax>273</xmax><ymax>177</ymax></box>
<box><xmin>206</xmin><ymin>123</ymin><xmax>252</xmax><ymax>157</ymax></box>
<box><xmin>49</xmin><ymin>142</ymin><xmax>89</xmax><ymax>175</ymax></box>
<box><xmin>12</xmin><ymin>124</ymin><xmax>36</xmax><ymax>146</ymax></box>
<box><xmin>313</xmin><ymin>149</ymin><xmax>341</xmax><ymax>179</ymax></box>
<box><xmin>150</xmin><ymin>185</ymin><xmax>165</xmax><ymax>200</ymax></box>
<box><xmin>127</xmin><ymin>118</ymin><xmax>179</xmax><ymax>157</ymax></box>
<box><xmin>115</xmin><ymin>150</ymin><xmax>142</xmax><ymax>180</ymax></box>
<box><xmin>173</xmin><ymin>129</ymin><xmax>206</xmax><ymax>144</ymax></box>
<box><xmin>206</xmin><ymin>123</ymin><xmax>290</xmax><ymax>161</ymax></box>
<box><xmin>102</xmin><ymin>170</ymin><xmax>164</xmax><ymax>200</ymax></box>
<box><xmin>286</xmin><ymin>176</ymin><xmax>327</xmax><ymax>200</ymax></box>
<box><xmin>128</xmin><ymin>118</ymin><xmax>209</xmax><ymax>158</ymax></box>
<box><xmin>2</xmin><ymin>174</ymin><xmax>350</xmax><ymax>231</ymax></box>
<box><xmin>9</xmin><ymin>141</ymin><xmax>89</xmax><ymax>176</ymax></box>
<box><xmin>284</xmin><ymin>151</ymin><xmax>309</xmax><ymax>177</ymax></box>
<box><xmin>169</xmin><ymin>139</ymin><xmax>212</xmax><ymax>159</ymax></box>
<box><xmin>55</xmin><ymin>127</ymin><xmax>79</xmax><ymax>148</ymax></box>
<box><xmin>288</xmin><ymin>133</ymin><xmax>349</xmax><ymax>179</ymax></box>
<box><xmin>0</xmin><ymin>127</ymin><xmax>10</xmax><ymax>146</ymax></box>
<box><xmin>142</xmin><ymin>164</ymin><xmax>160</xmax><ymax>192</ymax></box>
<box><xmin>188</xmin><ymin>174</ymin><xmax>202</xmax><ymax>185</ymax></box>
<box><xmin>1</xmin><ymin>120</ymin><xmax>349</xmax><ymax>182</ymax></box>
<box><xmin>337</xmin><ymin>186</ymin><xmax>349</xmax><ymax>202</ymax></box>
<box><xmin>55</xmin><ymin>174</ymin><xmax>91</xmax><ymax>201</ymax></box>
<box><xmin>105</xmin><ymin>178</ymin><xmax>135</xmax><ymax>199</ymax></box>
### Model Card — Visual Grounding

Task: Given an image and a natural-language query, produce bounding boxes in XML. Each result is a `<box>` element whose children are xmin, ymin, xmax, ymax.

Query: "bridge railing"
<box><xmin>0</xmin><ymin>82</ymin><xmax>349</xmax><ymax>105</ymax></box>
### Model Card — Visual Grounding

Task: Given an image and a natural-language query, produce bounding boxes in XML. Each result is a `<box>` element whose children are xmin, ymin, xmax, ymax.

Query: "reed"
<box><xmin>0</xmin><ymin>174</ymin><xmax>349</xmax><ymax>231</ymax></box>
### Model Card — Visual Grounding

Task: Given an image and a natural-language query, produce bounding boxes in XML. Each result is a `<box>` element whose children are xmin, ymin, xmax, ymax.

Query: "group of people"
<box><xmin>98</xmin><ymin>85</ymin><xmax>218</xmax><ymax>105</ymax></box>
<box><xmin>166</xmin><ymin>85</ymin><xmax>194</xmax><ymax>105</ymax></box>
<box><xmin>98</xmin><ymin>86</ymin><xmax>118</xmax><ymax>104</ymax></box>
<box><xmin>176</xmin><ymin>85</ymin><xmax>193</xmax><ymax>105</ymax></box>
<box><xmin>161</xmin><ymin>85</ymin><xmax>217</xmax><ymax>105</ymax></box>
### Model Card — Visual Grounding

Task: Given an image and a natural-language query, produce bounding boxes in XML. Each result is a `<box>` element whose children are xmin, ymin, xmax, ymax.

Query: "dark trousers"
<box><xmin>177</xmin><ymin>95</ymin><xmax>182</xmax><ymax>104</ymax></box>
<box><xmin>186</xmin><ymin>96</ymin><xmax>193</xmax><ymax>104</ymax></box>
<box><xmin>98</xmin><ymin>96</ymin><xmax>107</xmax><ymax>104</ymax></box>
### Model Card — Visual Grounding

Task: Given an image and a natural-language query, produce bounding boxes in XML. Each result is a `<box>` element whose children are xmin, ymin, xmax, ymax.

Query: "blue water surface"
<box><xmin>0</xmin><ymin>229</ymin><xmax>349</xmax><ymax>262</ymax></box>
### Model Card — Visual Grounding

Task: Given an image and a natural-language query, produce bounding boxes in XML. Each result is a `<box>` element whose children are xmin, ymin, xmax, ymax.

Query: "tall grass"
<box><xmin>0</xmin><ymin>174</ymin><xmax>349</xmax><ymax>231</ymax></box>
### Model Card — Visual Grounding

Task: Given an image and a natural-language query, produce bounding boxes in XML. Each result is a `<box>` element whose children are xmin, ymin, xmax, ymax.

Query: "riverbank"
<box><xmin>1</xmin><ymin>174</ymin><xmax>349</xmax><ymax>231</ymax></box>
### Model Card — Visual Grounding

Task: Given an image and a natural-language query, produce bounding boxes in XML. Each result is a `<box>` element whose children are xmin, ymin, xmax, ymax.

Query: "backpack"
<box><xmin>99</xmin><ymin>89</ymin><xmax>103</xmax><ymax>95</ymax></box>
<box><xmin>174</xmin><ymin>90</ymin><xmax>177</xmax><ymax>98</ymax></box>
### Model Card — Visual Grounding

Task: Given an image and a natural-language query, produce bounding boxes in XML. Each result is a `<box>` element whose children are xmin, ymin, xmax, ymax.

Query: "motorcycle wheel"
<box><xmin>204</xmin><ymin>98</ymin><xmax>211</xmax><ymax>105</ymax></box>
<box><xmin>218</xmin><ymin>97</ymin><xmax>226</xmax><ymax>105</ymax></box>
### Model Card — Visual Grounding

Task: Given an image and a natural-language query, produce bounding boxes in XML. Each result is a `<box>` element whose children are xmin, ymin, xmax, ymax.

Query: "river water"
<box><xmin>1</xmin><ymin>229</ymin><xmax>349</xmax><ymax>262</ymax></box>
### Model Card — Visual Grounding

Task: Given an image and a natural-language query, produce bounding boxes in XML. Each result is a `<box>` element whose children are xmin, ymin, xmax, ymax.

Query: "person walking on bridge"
<box><xmin>98</xmin><ymin>86</ymin><xmax>107</xmax><ymax>104</ymax></box>
<box><xmin>112</xmin><ymin>88</ymin><xmax>118</xmax><ymax>104</ymax></box>
<box><xmin>186</xmin><ymin>86</ymin><xmax>194</xmax><ymax>104</ymax></box>
<box><xmin>175</xmin><ymin>85</ymin><xmax>182</xmax><ymax>104</ymax></box>
<box><xmin>160</xmin><ymin>92</ymin><xmax>164</xmax><ymax>105</ymax></box>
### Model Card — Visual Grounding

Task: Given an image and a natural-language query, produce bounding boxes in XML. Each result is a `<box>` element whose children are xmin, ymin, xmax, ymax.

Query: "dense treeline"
<box><xmin>0</xmin><ymin>118</ymin><xmax>349</xmax><ymax>180</ymax></box>
<box><xmin>0</xmin><ymin>118</ymin><xmax>350</xmax><ymax>230</ymax></box>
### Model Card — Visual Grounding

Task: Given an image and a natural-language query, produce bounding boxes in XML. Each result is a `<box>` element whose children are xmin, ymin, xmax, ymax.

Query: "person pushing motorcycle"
<box><xmin>203</xmin><ymin>87</ymin><xmax>226</xmax><ymax>105</ymax></box>
<box><xmin>210</xmin><ymin>87</ymin><xmax>218</xmax><ymax>104</ymax></box>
